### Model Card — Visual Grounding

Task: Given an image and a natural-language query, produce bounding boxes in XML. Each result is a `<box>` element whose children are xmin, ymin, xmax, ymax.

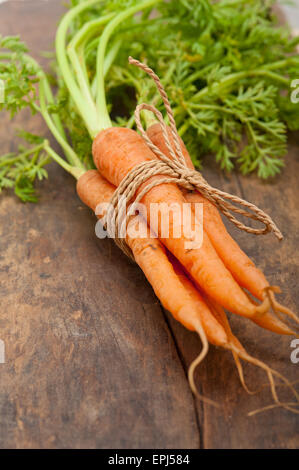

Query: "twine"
<box><xmin>102</xmin><ymin>57</ymin><xmax>283</xmax><ymax>259</ymax></box>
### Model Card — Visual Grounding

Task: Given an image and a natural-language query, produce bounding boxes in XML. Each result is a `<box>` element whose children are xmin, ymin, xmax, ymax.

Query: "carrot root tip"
<box><xmin>231</xmin><ymin>348</ymin><xmax>257</xmax><ymax>395</ymax></box>
<box><xmin>265</xmin><ymin>286</ymin><xmax>299</xmax><ymax>332</ymax></box>
<box><xmin>229</xmin><ymin>343</ymin><xmax>299</xmax><ymax>415</ymax></box>
<box><xmin>187</xmin><ymin>321</ymin><xmax>219</xmax><ymax>407</ymax></box>
<box><xmin>252</xmin><ymin>286</ymin><xmax>298</xmax><ymax>334</ymax></box>
<box><xmin>248</xmin><ymin>402</ymin><xmax>299</xmax><ymax>417</ymax></box>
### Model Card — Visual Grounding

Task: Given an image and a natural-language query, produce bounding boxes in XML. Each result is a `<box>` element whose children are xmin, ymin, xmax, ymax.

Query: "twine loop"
<box><xmin>102</xmin><ymin>57</ymin><xmax>283</xmax><ymax>259</ymax></box>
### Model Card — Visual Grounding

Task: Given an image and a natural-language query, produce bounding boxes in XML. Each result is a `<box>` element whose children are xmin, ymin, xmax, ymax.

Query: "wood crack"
<box><xmin>159</xmin><ymin>304</ymin><xmax>203</xmax><ymax>449</ymax></box>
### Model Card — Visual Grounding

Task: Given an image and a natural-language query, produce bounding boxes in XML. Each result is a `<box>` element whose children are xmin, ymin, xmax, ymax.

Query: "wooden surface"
<box><xmin>0</xmin><ymin>1</ymin><xmax>298</xmax><ymax>449</ymax></box>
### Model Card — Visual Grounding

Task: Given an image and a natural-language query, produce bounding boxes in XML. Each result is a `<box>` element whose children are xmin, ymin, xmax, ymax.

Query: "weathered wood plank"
<box><xmin>1</xmin><ymin>0</ymin><xmax>298</xmax><ymax>450</ymax></box>
<box><xmin>165</xmin><ymin>138</ymin><xmax>299</xmax><ymax>449</ymax></box>
<box><xmin>0</xmin><ymin>1</ymin><xmax>199</xmax><ymax>449</ymax></box>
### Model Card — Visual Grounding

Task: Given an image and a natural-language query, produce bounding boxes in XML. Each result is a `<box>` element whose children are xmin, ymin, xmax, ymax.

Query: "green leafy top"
<box><xmin>0</xmin><ymin>0</ymin><xmax>299</xmax><ymax>202</ymax></box>
<box><xmin>105</xmin><ymin>0</ymin><xmax>299</xmax><ymax>177</ymax></box>
<box><xmin>0</xmin><ymin>35</ymin><xmax>39</xmax><ymax>117</ymax></box>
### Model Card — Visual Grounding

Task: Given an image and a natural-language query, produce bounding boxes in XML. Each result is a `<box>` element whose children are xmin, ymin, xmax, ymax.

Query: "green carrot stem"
<box><xmin>193</xmin><ymin>69</ymin><xmax>290</xmax><ymax>102</ymax></box>
<box><xmin>0</xmin><ymin>144</ymin><xmax>45</xmax><ymax>168</ymax></box>
<box><xmin>39</xmin><ymin>78</ymin><xmax>84</xmax><ymax>169</ymax></box>
<box><xmin>91</xmin><ymin>39</ymin><xmax>122</xmax><ymax>98</ymax></box>
<box><xmin>95</xmin><ymin>0</ymin><xmax>161</xmax><ymax>132</ymax></box>
<box><xmin>69</xmin><ymin>14</ymin><xmax>115</xmax><ymax>50</ymax></box>
<box><xmin>55</xmin><ymin>0</ymin><xmax>100</xmax><ymax>138</ymax></box>
<box><xmin>67</xmin><ymin>14</ymin><xmax>115</xmax><ymax>108</ymax></box>
<box><xmin>40</xmin><ymin>72</ymin><xmax>67</xmax><ymax>141</ymax></box>
<box><xmin>43</xmin><ymin>143</ymin><xmax>85</xmax><ymax>180</ymax></box>
<box><xmin>262</xmin><ymin>57</ymin><xmax>299</xmax><ymax>71</ymax></box>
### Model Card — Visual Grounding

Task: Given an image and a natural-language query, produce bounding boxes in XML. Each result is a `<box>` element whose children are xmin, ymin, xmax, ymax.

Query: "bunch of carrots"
<box><xmin>79</xmin><ymin>98</ymin><xmax>299</xmax><ymax>414</ymax></box>
<box><xmin>1</xmin><ymin>0</ymin><xmax>299</xmax><ymax>414</ymax></box>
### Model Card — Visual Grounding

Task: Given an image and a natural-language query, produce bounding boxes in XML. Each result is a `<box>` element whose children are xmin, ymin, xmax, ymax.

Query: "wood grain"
<box><xmin>0</xmin><ymin>0</ymin><xmax>298</xmax><ymax>449</ymax></box>
<box><xmin>0</xmin><ymin>0</ymin><xmax>199</xmax><ymax>449</ymax></box>
<box><xmin>167</xmin><ymin>139</ymin><xmax>299</xmax><ymax>449</ymax></box>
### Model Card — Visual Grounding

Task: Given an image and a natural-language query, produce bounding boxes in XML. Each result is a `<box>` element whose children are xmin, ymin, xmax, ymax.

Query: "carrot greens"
<box><xmin>0</xmin><ymin>0</ymin><xmax>299</xmax><ymax>201</ymax></box>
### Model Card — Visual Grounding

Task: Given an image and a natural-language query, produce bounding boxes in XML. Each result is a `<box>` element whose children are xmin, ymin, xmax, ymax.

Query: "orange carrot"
<box><xmin>204</xmin><ymin>295</ymin><xmax>299</xmax><ymax>411</ymax></box>
<box><xmin>92</xmin><ymin>127</ymin><xmax>265</xmax><ymax>319</ymax></box>
<box><xmin>166</xmin><ymin>254</ymin><xmax>299</xmax><ymax>408</ymax></box>
<box><xmin>165</xmin><ymin>251</ymin><xmax>228</xmax><ymax>346</ymax></box>
<box><xmin>76</xmin><ymin>170</ymin><xmax>228</xmax><ymax>347</ymax></box>
<box><xmin>146</xmin><ymin>123</ymin><xmax>297</xmax><ymax>334</ymax></box>
<box><xmin>147</xmin><ymin>122</ymin><xmax>269</xmax><ymax>300</ymax></box>
<box><xmin>77</xmin><ymin>170</ymin><xmax>298</xmax><ymax>410</ymax></box>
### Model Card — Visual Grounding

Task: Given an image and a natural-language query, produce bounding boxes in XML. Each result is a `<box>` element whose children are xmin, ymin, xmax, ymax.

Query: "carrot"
<box><xmin>78</xmin><ymin>169</ymin><xmax>232</xmax><ymax>406</ymax></box>
<box><xmin>78</xmin><ymin>170</ymin><xmax>298</xmax><ymax>411</ymax></box>
<box><xmin>165</xmin><ymin>254</ymin><xmax>299</xmax><ymax>410</ymax></box>
<box><xmin>76</xmin><ymin>170</ymin><xmax>228</xmax><ymax>348</ymax></box>
<box><xmin>92</xmin><ymin>127</ymin><xmax>267</xmax><ymax>320</ymax></box>
<box><xmin>146</xmin><ymin>122</ymin><xmax>298</xmax><ymax>334</ymax></box>
<box><xmin>206</xmin><ymin>296</ymin><xmax>299</xmax><ymax>413</ymax></box>
<box><xmin>147</xmin><ymin>122</ymin><xmax>269</xmax><ymax>299</ymax></box>
<box><xmin>165</xmin><ymin>251</ymin><xmax>228</xmax><ymax>347</ymax></box>
<box><xmin>147</xmin><ymin>122</ymin><xmax>194</xmax><ymax>172</ymax></box>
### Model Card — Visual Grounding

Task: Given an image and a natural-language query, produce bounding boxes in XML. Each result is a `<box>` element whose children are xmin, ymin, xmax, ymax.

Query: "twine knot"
<box><xmin>102</xmin><ymin>57</ymin><xmax>283</xmax><ymax>259</ymax></box>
